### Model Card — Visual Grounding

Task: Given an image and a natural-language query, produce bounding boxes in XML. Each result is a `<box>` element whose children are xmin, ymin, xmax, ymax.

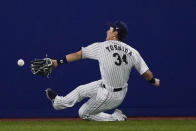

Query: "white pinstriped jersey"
<box><xmin>53</xmin><ymin>40</ymin><xmax>149</xmax><ymax>121</ymax></box>
<box><xmin>81</xmin><ymin>40</ymin><xmax>149</xmax><ymax>87</ymax></box>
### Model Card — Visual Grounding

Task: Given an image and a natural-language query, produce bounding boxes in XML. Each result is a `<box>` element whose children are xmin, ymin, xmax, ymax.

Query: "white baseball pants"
<box><xmin>52</xmin><ymin>80</ymin><xmax>128</xmax><ymax>121</ymax></box>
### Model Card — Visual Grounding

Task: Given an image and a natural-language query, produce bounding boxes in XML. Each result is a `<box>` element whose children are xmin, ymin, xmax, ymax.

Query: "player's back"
<box><xmin>98</xmin><ymin>40</ymin><xmax>137</xmax><ymax>87</ymax></box>
<box><xmin>82</xmin><ymin>40</ymin><xmax>148</xmax><ymax>88</ymax></box>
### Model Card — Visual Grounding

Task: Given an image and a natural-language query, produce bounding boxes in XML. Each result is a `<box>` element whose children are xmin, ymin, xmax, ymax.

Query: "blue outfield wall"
<box><xmin>0</xmin><ymin>0</ymin><xmax>195</xmax><ymax>118</ymax></box>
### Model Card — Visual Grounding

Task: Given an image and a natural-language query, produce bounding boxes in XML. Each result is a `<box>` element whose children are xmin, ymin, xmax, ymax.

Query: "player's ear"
<box><xmin>113</xmin><ymin>31</ymin><xmax>118</xmax><ymax>37</ymax></box>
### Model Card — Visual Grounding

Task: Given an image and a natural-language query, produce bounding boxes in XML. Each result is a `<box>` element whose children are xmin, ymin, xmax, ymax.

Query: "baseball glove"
<box><xmin>30</xmin><ymin>57</ymin><xmax>54</xmax><ymax>77</ymax></box>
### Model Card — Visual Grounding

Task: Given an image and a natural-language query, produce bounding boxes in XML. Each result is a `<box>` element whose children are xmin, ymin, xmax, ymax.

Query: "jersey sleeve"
<box><xmin>133</xmin><ymin>50</ymin><xmax>149</xmax><ymax>75</ymax></box>
<box><xmin>81</xmin><ymin>42</ymin><xmax>100</xmax><ymax>60</ymax></box>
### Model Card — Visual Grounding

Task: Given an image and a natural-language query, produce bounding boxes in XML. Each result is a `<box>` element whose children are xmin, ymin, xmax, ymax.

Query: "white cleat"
<box><xmin>113</xmin><ymin>109</ymin><xmax>127</xmax><ymax>121</ymax></box>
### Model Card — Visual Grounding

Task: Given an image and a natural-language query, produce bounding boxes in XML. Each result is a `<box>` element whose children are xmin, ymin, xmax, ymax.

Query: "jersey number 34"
<box><xmin>113</xmin><ymin>53</ymin><xmax>128</xmax><ymax>66</ymax></box>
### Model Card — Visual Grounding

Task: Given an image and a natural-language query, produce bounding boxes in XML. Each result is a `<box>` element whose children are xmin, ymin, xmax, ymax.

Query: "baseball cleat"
<box><xmin>45</xmin><ymin>88</ymin><xmax>57</xmax><ymax>103</ymax></box>
<box><xmin>113</xmin><ymin>109</ymin><xmax>127</xmax><ymax>121</ymax></box>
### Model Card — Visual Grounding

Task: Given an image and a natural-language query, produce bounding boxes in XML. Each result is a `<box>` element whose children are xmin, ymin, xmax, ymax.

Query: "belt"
<box><xmin>102</xmin><ymin>84</ymin><xmax>122</xmax><ymax>92</ymax></box>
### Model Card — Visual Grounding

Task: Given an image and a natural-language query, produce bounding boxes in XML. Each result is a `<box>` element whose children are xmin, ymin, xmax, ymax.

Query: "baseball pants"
<box><xmin>52</xmin><ymin>80</ymin><xmax>128</xmax><ymax>121</ymax></box>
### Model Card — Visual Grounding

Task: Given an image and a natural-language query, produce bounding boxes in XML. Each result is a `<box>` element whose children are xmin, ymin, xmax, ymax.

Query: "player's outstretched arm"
<box><xmin>52</xmin><ymin>50</ymin><xmax>82</xmax><ymax>67</ymax></box>
<box><xmin>142</xmin><ymin>70</ymin><xmax>160</xmax><ymax>87</ymax></box>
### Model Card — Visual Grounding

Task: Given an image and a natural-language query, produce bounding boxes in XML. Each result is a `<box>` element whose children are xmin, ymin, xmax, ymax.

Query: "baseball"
<box><xmin>17</xmin><ymin>59</ymin><xmax>25</xmax><ymax>67</ymax></box>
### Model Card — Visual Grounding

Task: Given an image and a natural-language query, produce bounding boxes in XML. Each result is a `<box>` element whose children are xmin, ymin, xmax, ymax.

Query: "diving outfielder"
<box><xmin>45</xmin><ymin>21</ymin><xmax>160</xmax><ymax>121</ymax></box>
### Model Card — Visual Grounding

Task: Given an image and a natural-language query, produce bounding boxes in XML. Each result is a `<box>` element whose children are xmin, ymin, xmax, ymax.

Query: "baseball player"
<box><xmin>45</xmin><ymin>20</ymin><xmax>160</xmax><ymax>121</ymax></box>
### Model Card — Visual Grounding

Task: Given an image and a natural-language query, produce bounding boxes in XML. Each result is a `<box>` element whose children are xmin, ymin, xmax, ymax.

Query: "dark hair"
<box><xmin>109</xmin><ymin>20</ymin><xmax>128</xmax><ymax>42</ymax></box>
<box><xmin>113</xmin><ymin>28</ymin><xmax>126</xmax><ymax>41</ymax></box>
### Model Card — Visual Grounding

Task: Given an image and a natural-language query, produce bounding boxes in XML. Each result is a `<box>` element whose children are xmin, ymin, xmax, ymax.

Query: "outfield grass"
<box><xmin>0</xmin><ymin>120</ymin><xmax>196</xmax><ymax>131</ymax></box>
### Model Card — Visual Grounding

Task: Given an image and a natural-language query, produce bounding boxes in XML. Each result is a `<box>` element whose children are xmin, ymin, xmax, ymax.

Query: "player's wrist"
<box><xmin>148</xmin><ymin>78</ymin><xmax>155</xmax><ymax>84</ymax></box>
<box><xmin>57</xmin><ymin>56</ymin><xmax>68</xmax><ymax>65</ymax></box>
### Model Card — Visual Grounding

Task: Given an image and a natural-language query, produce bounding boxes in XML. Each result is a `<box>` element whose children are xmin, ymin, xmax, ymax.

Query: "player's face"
<box><xmin>106</xmin><ymin>27</ymin><xmax>118</xmax><ymax>41</ymax></box>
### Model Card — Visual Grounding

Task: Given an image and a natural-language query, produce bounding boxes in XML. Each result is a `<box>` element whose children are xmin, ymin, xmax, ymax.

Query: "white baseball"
<box><xmin>17</xmin><ymin>59</ymin><xmax>25</xmax><ymax>67</ymax></box>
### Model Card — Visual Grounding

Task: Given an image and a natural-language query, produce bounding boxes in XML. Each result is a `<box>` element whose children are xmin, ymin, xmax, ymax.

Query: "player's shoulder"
<box><xmin>102</xmin><ymin>40</ymin><xmax>140</xmax><ymax>53</ymax></box>
<box><xmin>120</xmin><ymin>41</ymin><xmax>139</xmax><ymax>54</ymax></box>
<box><xmin>90</xmin><ymin>41</ymin><xmax>105</xmax><ymax>46</ymax></box>
<box><xmin>91</xmin><ymin>40</ymin><xmax>139</xmax><ymax>54</ymax></box>
<box><xmin>84</xmin><ymin>41</ymin><xmax>103</xmax><ymax>49</ymax></box>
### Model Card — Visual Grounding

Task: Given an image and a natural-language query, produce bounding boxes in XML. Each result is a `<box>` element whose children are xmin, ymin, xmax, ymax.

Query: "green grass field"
<box><xmin>0</xmin><ymin>120</ymin><xmax>196</xmax><ymax>131</ymax></box>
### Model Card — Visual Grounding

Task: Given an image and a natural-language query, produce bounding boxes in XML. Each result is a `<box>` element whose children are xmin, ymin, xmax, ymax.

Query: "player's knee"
<box><xmin>52</xmin><ymin>103</ymin><xmax>60</xmax><ymax>110</ymax></box>
<box><xmin>76</xmin><ymin>85</ymin><xmax>85</xmax><ymax>94</ymax></box>
<box><xmin>78</xmin><ymin>107</ymin><xmax>88</xmax><ymax>119</ymax></box>
<box><xmin>78</xmin><ymin>107</ymin><xmax>85</xmax><ymax>118</ymax></box>
<box><xmin>52</xmin><ymin>103</ymin><xmax>67</xmax><ymax>110</ymax></box>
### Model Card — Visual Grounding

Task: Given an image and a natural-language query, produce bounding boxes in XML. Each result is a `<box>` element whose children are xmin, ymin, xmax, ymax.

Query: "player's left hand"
<box><xmin>30</xmin><ymin>57</ymin><xmax>55</xmax><ymax>77</ymax></box>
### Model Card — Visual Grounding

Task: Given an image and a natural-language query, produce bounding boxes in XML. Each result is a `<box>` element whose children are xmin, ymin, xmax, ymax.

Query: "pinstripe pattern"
<box><xmin>102</xmin><ymin>40</ymin><xmax>149</xmax><ymax>87</ymax></box>
<box><xmin>53</xmin><ymin>40</ymin><xmax>149</xmax><ymax>121</ymax></box>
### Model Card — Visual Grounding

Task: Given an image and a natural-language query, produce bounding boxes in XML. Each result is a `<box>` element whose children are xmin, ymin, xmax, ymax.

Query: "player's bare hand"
<box><xmin>152</xmin><ymin>78</ymin><xmax>160</xmax><ymax>87</ymax></box>
<box><xmin>52</xmin><ymin>60</ymin><xmax>58</xmax><ymax>67</ymax></box>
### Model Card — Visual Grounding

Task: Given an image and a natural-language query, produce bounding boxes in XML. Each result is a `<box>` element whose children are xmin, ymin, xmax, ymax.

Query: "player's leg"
<box><xmin>50</xmin><ymin>80</ymin><xmax>101</xmax><ymax>110</ymax></box>
<box><xmin>78</xmin><ymin>87</ymin><xmax>127</xmax><ymax>121</ymax></box>
<box><xmin>78</xmin><ymin>98</ymin><xmax>116</xmax><ymax>121</ymax></box>
<box><xmin>80</xmin><ymin>110</ymin><xmax>127</xmax><ymax>121</ymax></box>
